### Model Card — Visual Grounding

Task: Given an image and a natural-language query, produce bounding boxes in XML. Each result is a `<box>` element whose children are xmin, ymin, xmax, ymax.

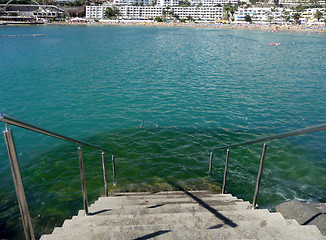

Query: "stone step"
<box><xmin>87</xmin><ymin>199</ymin><xmax>247</xmax><ymax>213</ymax></box>
<box><xmin>94</xmin><ymin>194</ymin><xmax>241</xmax><ymax>206</ymax></box>
<box><xmin>81</xmin><ymin>201</ymin><xmax>252</xmax><ymax>216</ymax></box>
<box><xmin>42</xmin><ymin>221</ymin><xmax>325</xmax><ymax>240</ymax></box>
<box><xmin>42</xmin><ymin>226</ymin><xmax>242</xmax><ymax>240</ymax></box>
<box><xmin>62</xmin><ymin>210</ymin><xmax>290</xmax><ymax>229</ymax></box>
<box><xmin>102</xmin><ymin>192</ymin><xmax>236</xmax><ymax>200</ymax></box>
<box><xmin>107</xmin><ymin>191</ymin><xmax>231</xmax><ymax>198</ymax></box>
<box><xmin>92</xmin><ymin>197</ymin><xmax>241</xmax><ymax>208</ymax></box>
<box><xmin>284</xmin><ymin>218</ymin><xmax>300</xmax><ymax>226</ymax></box>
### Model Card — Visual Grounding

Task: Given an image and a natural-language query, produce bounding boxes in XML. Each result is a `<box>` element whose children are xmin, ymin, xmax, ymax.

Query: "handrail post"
<box><xmin>208</xmin><ymin>152</ymin><xmax>213</xmax><ymax>173</ymax></box>
<box><xmin>112</xmin><ymin>155</ymin><xmax>116</xmax><ymax>181</ymax></box>
<box><xmin>252</xmin><ymin>143</ymin><xmax>267</xmax><ymax>209</ymax></box>
<box><xmin>102</xmin><ymin>152</ymin><xmax>108</xmax><ymax>197</ymax></box>
<box><xmin>222</xmin><ymin>149</ymin><xmax>230</xmax><ymax>194</ymax></box>
<box><xmin>78</xmin><ymin>146</ymin><xmax>88</xmax><ymax>215</ymax></box>
<box><xmin>3</xmin><ymin>128</ymin><xmax>35</xmax><ymax>240</ymax></box>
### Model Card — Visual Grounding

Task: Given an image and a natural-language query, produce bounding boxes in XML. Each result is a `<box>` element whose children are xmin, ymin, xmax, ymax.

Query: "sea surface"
<box><xmin>0</xmin><ymin>24</ymin><xmax>325</xmax><ymax>239</ymax></box>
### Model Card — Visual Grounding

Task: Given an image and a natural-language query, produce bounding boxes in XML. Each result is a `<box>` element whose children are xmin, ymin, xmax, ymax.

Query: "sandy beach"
<box><xmin>52</xmin><ymin>20</ymin><xmax>326</xmax><ymax>34</ymax></box>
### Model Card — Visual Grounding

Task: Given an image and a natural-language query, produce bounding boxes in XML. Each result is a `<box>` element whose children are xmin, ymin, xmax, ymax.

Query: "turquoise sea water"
<box><xmin>0</xmin><ymin>25</ymin><xmax>325</xmax><ymax>239</ymax></box>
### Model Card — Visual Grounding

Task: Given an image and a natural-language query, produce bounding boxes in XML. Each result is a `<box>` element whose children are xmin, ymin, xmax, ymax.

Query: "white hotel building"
<box><xmin>190</xmin><ymin>0</ymin><xmax>238</xmax><ymax>6</ymax></box>
<box><xmin>86</xmin><ymin>6</ymin><xmax>106</xmax><ymax>19</ymax></box>
<box><xmin>113</xmin><ymin>0</ymin><xmax>238</xmax><ymax>6</ymax></box>
<box><xmin>234</xmin><ymin>7</ymin><xmax>272</xmax><ymax>22</ymax></box>
<box><xmin>172</xmin><ymin>6</ymin><xmax>223</xmax><ymax>20</ymax></box>
<box><xmin>86</xmin><ymin>5</ymin><xmax>223</xmax><ymax>20</ymax></box>
<box><xmin>278</xmin><ymin>0</ymin><xmax>325</xmax><ymax>7</ymax></box>
<box><xmin>113</xmin><ymin>0</ymin><xmax>156</xmax><ymax>6</ymax></box>
<box><xmin>113</xmin><ymin>0</ymin><xmax>179</xmax><ymax>6</ymax></box>
<box><xmin>234</xmin><ymin>7</ymin><xmax>325</xmax><ymax>23</ymax></box>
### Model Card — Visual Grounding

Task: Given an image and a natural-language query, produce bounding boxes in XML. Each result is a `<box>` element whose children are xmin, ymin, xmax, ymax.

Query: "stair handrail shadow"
<box><xmin>174</xmin><ymin>184</ymin><xmax>238</xmax><ymax>228</ymax></box>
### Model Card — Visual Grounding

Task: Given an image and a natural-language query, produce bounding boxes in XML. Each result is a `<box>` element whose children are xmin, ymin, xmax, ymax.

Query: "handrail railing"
<box><xmin>0</xmin><ymin>113</ymin><xmax>113</xmax><ymax>154</ymax></box>
<box><xmin>0</xmin><ymin>113</ymin><xmax>116</xmax><ymax>240</ymax></box>
<box><xmin>208</xmin><ymin>123</ymin><xmax>326</xmax><ymax>209</ymax></box>
<box><xmin>212</xmin><ymin>123</ymin><xmax>326</xmax><ymax>151</ymax></box>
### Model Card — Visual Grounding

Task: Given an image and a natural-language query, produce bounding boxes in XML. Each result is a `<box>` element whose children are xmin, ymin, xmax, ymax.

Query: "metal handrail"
<box><xmin>0</xmin><ymin>113</ymin><xmax>113</xmax><ymax>154</ymax></box>
<box><xmin>208</xmin><ymin>123</ymin><xmax>326</xmax><ymax>209</ymax></box>
<box><xmin>212</xmin><ymin>123</ymin><xmax>326</xmax><ymax>151</ymax></box>
<box><xmin>0</xmin><ymin>112</ymin><xmax>116</xmax><ymax>240</ymax></box>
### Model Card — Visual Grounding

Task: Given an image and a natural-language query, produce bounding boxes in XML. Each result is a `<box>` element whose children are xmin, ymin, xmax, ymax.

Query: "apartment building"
<box><xmin>113</xmin><ymin>0</ymin><xmax>155</xmax><ymax>6</ymax></box>
<box><xmin>189</xmin><ymin>0</ymin><xmax>238</xmax><ymax>6</ymax></box>
<box><xmin>278</xmin><ymin>0</ymin><xmax>325</xmax><ymax>7</ymax></box>
<box><xmin>300</xmin><ymin>8</ymin><xmax>325</xmax><ymax>23</ymax></box>
<box><xmin>234</xmin><ymin>7</ymin><xmax>325</xmax><ymax>23</ymax></box>
<box><xmin>113</xmin><ymin>0</ymin><xmax>179</xmax><ymax>6</ymax></box>
<box><xmin>86</xmin><ymin>5</ymin><xmax>223</xmax><ymax>20</ymax></box>
<box><xmin>157</xmin><ymin>0</ymin><xmax>180</xmax><ymax>7</ymax></box>
<box><xmin>235</xmin><ymin>7</ymin><xmax>271</xmax><ymax>21</ymax></box>
<box><xmin>119</xmin><ymin>6</ymin><xmax>163</xmax><ymax>18</ymax></box>
<box><xmin>172</xmin><ymin>6</ymin><xmax>222</xmax><ymax>20</ymax></box>
<box><xmin>85</xmin><ymin>5</ymin><xmax>105</xmax><ymax>19</ymax></box>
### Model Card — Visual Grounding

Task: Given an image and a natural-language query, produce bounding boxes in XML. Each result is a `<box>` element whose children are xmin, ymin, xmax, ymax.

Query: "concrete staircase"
<box><xmin>41</xmin><ymin>191</ymin><xmax>326</xmax><ymax>240</ymax></box>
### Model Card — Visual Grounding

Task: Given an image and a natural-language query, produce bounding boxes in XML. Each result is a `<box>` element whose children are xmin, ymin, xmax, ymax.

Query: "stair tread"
<box><xmin>66</xmin><ymin>209</ymin><xmax>284</xmax><ymax>227</ymax></box>
<box><xmin>43</xmin><ymin>222</ymin><xmax>325</xmax><ymax>240</ymax></box>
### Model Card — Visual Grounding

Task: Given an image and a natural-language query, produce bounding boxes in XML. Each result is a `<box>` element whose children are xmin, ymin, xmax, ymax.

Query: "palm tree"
<box><xmin>223</xmin><ymin>4</ymin><xmax>231</xmax><ymax>20</ymax></box>
<box><xmin>267</xmin><ymin>11</ymin><xmax>273</xmax><ymax>23</ymax></box>
<box><xmin>223</xmin><ymin>3</ymin><xmax>238</xmax><ymax>21</ymax></box>
<box><xmin>314</xmin><ymin>10</ymin><xmax>323</xmax><ymax>22</ymax></box>
<box><xmin>292</xmin><ymin>12</ymin><xmax>301</xmax><ymax>24</ymax></box>
<box><xmin>281</xmin><ymin>10</ymin><xmax>290</xmax><ymax>23</ymax></box>
<box><xmin>104</xmin><ymin>7</ymin><xmax>120</xmax><ymax>19</ymax></box>
<box><xmin>295</xmin><ymin>4</ymin><xmax>305</xmax><ymax>13</ymax></box>
<box><xmin>244</xmin><ymin>14</ymin><xmax>252</xmax><ymax>23</ymax></box>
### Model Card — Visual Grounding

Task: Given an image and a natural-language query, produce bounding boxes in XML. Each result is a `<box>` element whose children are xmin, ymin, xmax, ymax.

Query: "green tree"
<box><xmin>267</xmin><ymin>11</ymin><xmax>273</xmax><ymax>23</ymax></box>
<box><xmin>281</xmin><ymin>10</ymin><xmax>290</xmax><ymax>23</ymax></box>
<box><xmin>187</xmin><ymin>15</ymin><xmax>194</xmax><ymax>21</ymax></box>
<box><xmin>295</xmin><ymin>4</ymin><xmax>305</xmax><ymax>13</ymax></box>
<box><xmin>244</xmin><ymin>14</ymin><xmax>252</xmax><ymax>23</ymax></box>
<box><xmin>292</xmin><ymin>12</ymin><xmax>301</xmax><ymax>24</ymax></box>
<box><xmin>104</xmin><ymin>7</ymin><xmax>120</xmax><ymax>19</ymax></box>
<box><xmin>314</xmin><ymin>10</ymin><xmax>323</xmax><ymax>21</ymax></box>
<box><xmin>179</xmin><ymin>0</ymin><xmax>191</xmax><ymax>7</ymax></box>
<box><xmin>271</xmin><ymin>7</ymin><xmax>278</xmax><ymax>12</ymax></box>
<box><xmin>154</xmin><ymin>16</ymin><xmax>163</xmax><ymax>22</ymax></box>
<box><xmin>223</xmin><ymin>3</ymin><xmax>238</xmax><ymax>21</ymax></box>
<box><xmin>9</xmin><ymin>12</ymin><xmax>19</xmax><ymax>16</ymax></box>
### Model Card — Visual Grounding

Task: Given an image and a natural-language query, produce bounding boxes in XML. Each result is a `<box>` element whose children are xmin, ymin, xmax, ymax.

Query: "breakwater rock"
<box><xmin>276</xmin><ymin>200</ymin><xmax>326</xmax><ymax>236</ymax></box>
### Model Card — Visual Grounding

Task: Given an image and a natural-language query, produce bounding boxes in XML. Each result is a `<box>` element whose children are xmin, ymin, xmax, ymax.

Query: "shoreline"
<box><xmin>2</xmin><ymin>20</ymin><xmax>325</xmax><ymax>34</ymax></box>
<box><xmin>48</xmin><ymin>21</ymin><xmax>326</xmax><ymax>34</ymax></box>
